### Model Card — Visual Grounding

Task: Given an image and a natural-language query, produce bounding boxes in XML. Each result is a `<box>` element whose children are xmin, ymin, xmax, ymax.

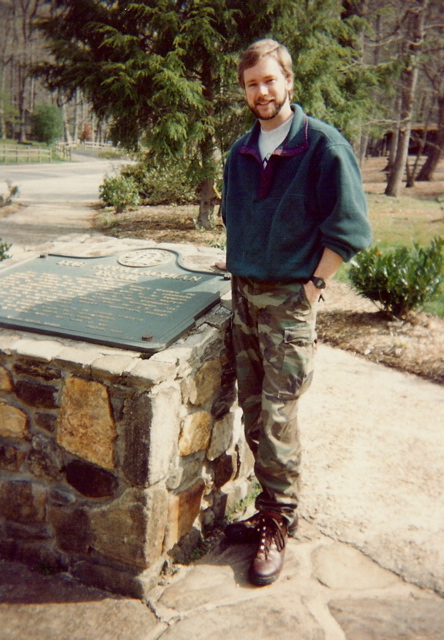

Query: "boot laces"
<box><xmin>257</xmin><ymin>515</ymin><xmax>287</xmax><ymax>557</ymax></box>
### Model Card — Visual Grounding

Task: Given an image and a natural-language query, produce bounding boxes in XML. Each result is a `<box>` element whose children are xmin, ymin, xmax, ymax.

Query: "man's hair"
<box><xmin>237</xmin><ymin>39</ymin><xmax>294</xmax><ymax>89</ymax></box>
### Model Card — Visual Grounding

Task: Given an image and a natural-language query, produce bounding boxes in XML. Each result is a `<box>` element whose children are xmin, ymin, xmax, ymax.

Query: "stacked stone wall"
<box><xmin>0</xmin><ymin>304</ymin><xmax>253</xmax><ymax>598</ymax></box>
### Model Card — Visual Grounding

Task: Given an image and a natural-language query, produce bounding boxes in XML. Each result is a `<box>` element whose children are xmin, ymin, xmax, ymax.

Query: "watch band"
<box><xmin>309</xmin><ymin>276</ymin><xmax>326</xmax><ymax>289</ymax></box>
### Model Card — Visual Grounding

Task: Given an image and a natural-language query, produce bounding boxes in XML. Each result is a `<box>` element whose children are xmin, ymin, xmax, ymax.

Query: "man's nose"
<box><xmin>257</xmin><ymin>83</ymin><xmax>269</xmax><ymax>97</ymax></box>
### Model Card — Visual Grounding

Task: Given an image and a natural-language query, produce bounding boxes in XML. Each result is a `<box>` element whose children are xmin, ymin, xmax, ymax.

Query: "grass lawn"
<box><xmin>336</xmin><ymin>158</ymin><xmax>444</xmax><ymax>317</ymax></box>
<box><xmin>367</xmin><ymin>193</ymin><xmax>444</xmax><ymax>248</ymax></box>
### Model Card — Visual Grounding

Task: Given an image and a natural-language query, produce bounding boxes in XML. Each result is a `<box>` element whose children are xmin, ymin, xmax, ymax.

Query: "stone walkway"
<box><xmin>1</xmin><ymin>516</ymin><xmax>443</xmax><ymax>640</ymax></box>
<box><xmin>1</xmin><ymin>196</ymin><xmax>443</xmax><ymax>639</ymax></box>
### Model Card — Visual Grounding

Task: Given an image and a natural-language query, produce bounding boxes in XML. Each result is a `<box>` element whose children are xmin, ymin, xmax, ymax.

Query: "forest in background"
<box><xmin>0</xmin><ymin>0</ymin><xmax>443</xmax><ymax>225</ymax></box>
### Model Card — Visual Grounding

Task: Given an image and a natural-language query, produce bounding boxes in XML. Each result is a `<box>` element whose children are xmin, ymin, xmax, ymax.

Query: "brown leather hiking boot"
<box><xmin>249</xmin><ymin>513</ymin><xmax>288</xmax><ymax>586</ymax></box>
<box><xmin>224</xmin><ymin>511</ymin><xmax>298</xmax><ymax>544</ymax></box>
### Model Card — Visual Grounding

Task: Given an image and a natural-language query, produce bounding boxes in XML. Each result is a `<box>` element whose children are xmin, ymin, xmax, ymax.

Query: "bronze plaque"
<box><xmin>0</xmin><ymin>248</ymin><xmax>230</xmax><ymax>353</ymax></box>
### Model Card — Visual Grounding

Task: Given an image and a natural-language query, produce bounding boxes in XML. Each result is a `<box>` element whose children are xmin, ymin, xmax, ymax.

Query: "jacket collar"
<box><xmin>240</xmin><ymin>104</ymin><xmax>309</xmax><ymax>160</ymax></box>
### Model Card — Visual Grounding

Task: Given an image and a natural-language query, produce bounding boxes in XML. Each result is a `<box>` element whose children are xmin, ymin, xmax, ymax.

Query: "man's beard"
<box><xmin>248</xmin><ymin>94</ymin><xmax>288</xmax><ymax>121</ymax></box>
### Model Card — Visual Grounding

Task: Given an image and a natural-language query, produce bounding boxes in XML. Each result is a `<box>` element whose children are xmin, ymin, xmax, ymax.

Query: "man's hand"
<box><xmin>303</xmin><ymin>281</ymin><xmax>323</xmax><ymax>306</ymax></box>
<box><xmin>305</xmin><ymin>248</ymin><xmax>343</xmax><ymax>305</ymax></box>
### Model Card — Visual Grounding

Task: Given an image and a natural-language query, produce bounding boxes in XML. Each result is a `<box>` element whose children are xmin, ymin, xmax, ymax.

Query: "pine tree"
<box><xmin>36</xmin><ymin>0</ymin><xmax>247</xmax><ymax>227</ymax></box>
<box><xmin>35</xmin><ymin>0</ymin><xmax>372</xmax><ymax>227</ymax></box>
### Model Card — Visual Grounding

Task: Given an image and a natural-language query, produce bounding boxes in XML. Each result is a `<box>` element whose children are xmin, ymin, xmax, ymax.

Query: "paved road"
<box><xmin>0</xmin><ymin>156</ymin><xmax>129</xmax><ymax>250</ymax></box>
<box><xmin>0</xmin><ymin>156</ymin><xmax>124</xmax><ymax>202</ymax></box>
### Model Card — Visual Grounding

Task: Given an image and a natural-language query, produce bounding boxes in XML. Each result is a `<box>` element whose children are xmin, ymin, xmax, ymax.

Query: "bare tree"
<box><xmin>416</xmin><ymin>29</ymin><xmax>444</xmax><ymax>180</ymax></box>
<box><xmin>14</xmin><ymin>0</ymin><xmax>43</xmax><ymax>142</ymax></box>
<box><xmin>361</xmin><ymin>0</ymin><xmax>444</xmax><ymax>188</ymax></box>
<box><xmin>0</xmin><ymin>1</ymin><xmax>15</xmax><ymax>138</ymax></box>
<box><xmin>417</xmin><ymin>94</ymin><xmax>444</xmax><ymax>181</ymax></box>
<box><xmin>0</xmin><ymin>0</ymin><xmax>55</xmax><ymax>141</ymax></box>
<box><xmin>405</xmin><ymin>84</ymin><xmax>433</xmax><ymax>186</ymax></box>
<box><xmin>385</xmin><ymin>0</ymin><xmax>430</xmax><ymax>197</ymax></box>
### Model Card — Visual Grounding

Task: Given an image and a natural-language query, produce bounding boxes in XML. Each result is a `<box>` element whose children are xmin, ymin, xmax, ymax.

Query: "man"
<box><xmin>221</xmin><ymin>39</ymin><xmax>372</xmax><ymax>586</ymax></box>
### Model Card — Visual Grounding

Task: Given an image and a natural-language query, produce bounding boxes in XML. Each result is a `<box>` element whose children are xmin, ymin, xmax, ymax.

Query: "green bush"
<box><xmin>122</xmin><ymin>156</ymin><xmax>197</xmax><ymax>205</ymax></box>
<box><xmin>348</xmin><ymin>237</ymin><xmax>444</xmax><ymax>319</ymax></box>
<box><xmin>0</xmin><ymin>239</ymin><xmax>11</xmax><ymax>262</ymax></box>
<box><xmin>99</xmin><ymin>174</ymin><xmax>141</xmax><ymax>213</ymax></box>
<box><xmin>31</xmin><ymin>104</ymin><xmax>63</xmax><ymax>145</ymax></box>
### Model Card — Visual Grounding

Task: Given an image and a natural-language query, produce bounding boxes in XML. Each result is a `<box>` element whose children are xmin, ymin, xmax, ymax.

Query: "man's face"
<box><xmin>243</xmin><ymin>55</ymin><xmax>293</xmax><ymax>125</ymax></box>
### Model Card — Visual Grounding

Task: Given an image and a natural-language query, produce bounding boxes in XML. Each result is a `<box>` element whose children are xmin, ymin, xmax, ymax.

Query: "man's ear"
<box><xmin>286</xmin><ymin>75</ymin><xmax>294</xmax><ymax>95</ymax></box>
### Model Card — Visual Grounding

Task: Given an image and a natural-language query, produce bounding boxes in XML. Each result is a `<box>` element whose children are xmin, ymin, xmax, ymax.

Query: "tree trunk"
<box><xmin>0</xmin><ymin>8</ymin><xmax>13</xmax><ymax>140</ymax></box>
<box><xmin>0</xmin><ymin>63</ymin><xmax>6</xmax><ymax>139</ymax></box>
<box><xmin>196</xmin><ymin>178</ymin><xmax>216</xmax><ymax>230</ymax></box>
<box><xmin>386</xmin><ymin>127</ymin><xmax>398</xmax><ymax>171</ymax></box>
<box><xmin>61</xmin><ymin>102</ymin><xmax>72</xmax><ymax>144</ymax></box>
<box><xmin>406</xmin><ymin>158</ymin><xmax>415</xmax><ymax>187</ymax></box>
<box><xmin>406</xmin><ymin>101</ymin><xmax>431</xmax><ymax>186</ymax></box>
<box><xmin>385</xmin><ymin>125</ymin><xmax>411</xmax><ymax>196</ymax></box>
<box><xmin>72</xmin><ymin>89</ymin><xmax>79</xmax><ymax>142</ymax></box>
<box><xmin>417</xmin><ymin>140</ymin><xmax>443</xmax><ymax>181</ymax></box>
<box><xmin>385</xmin><ymin>0</ymin><xmax>429</xmax><ymax>197</ymax></box>
<box><xmin>359</xmin><ymin>129</ymin><xmax>369</xmax><ymax>166</ymax></box>
<box><xmin>195</xmin><ymin>59</ymin><xmax>218</xmax><ymax>231</ymax></box>
<box><xmin>417</xmin><ymin>95</ymin><xmax>444</xmax><ymax>181</ymax></box>
<box><xmin>18</xmin><ymin>81</ymin><xmax>27</xmax><ymax>143</ymax></box>
<box><xmin>385</xmin><ymin>94</ymin><xmax>401</xmax><ymax>171</ymax></box>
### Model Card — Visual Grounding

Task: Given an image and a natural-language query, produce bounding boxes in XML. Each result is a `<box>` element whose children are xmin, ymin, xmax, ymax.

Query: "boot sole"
<box><xmin>249</xmin><ymin>568</ymin><xmax>281</xmax><ymax>586</ymax></box>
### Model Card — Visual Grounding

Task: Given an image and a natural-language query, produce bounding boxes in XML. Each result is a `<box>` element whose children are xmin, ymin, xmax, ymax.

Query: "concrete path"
<box><xmin>1</xmin><ymin>156</ymin><xmax>118</xmax><ymax>253</ymax></box>
<box><xmin>299</xmin><ymin>345</ymin><xmax>444</xmax><ymax>597</ymax></box>
<box><xmin>1</xmin><ymin>155</ymin><xmax>123</xmax><ymax>203</ymax></box>
<box><xmin>1</xmin><ymin>201</ymin><xmax>98</xmax><ymax>252</ymax></box>
<box><xmin>0</xmin><ymin>181</ymin><xmax>443</xmax><ymax>639</ymax></box>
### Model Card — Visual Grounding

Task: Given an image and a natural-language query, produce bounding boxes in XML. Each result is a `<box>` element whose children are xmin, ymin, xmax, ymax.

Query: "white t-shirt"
<box><xmin>258</xmin><ymin>115</ymin><xmax>294</xmax><ymax>165</ymax></box>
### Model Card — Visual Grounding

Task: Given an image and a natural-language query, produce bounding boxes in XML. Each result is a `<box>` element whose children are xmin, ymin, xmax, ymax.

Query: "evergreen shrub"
<box><xmin>348</xmin><ymin>237</ymin><xmax>444</xmax><ymax>318</ymax></box>
<box><xmin>122</xmin><ymin>157</ymin><xmax>197</xmax><ymax>206</ymax></box>
<box><xmin>99</xmin><ymin>174</ymin><xmax>140</xmax><ymax>213</ymax></box>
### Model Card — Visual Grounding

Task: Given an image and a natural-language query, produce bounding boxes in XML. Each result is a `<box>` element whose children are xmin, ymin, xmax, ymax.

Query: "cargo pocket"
<box><xmin>277</xmin><ymin>326</ymin><xmax>315</xmax><ymax>401</ymax></box>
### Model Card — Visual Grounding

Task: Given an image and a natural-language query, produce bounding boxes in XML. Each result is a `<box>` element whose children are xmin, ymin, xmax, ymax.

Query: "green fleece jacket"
<box><xmin>222</xmin><ymin>104</ymin><xmax>372</xmax><ymax>282</ymax></box>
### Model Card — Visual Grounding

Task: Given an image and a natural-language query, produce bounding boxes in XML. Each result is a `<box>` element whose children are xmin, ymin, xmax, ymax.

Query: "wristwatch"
<box><xmin>309</xmin><ymin>276</ymin><xmax>326</xmax><ymax>289</ymax></box>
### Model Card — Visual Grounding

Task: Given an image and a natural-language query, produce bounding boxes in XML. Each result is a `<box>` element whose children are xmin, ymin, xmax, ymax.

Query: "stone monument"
<box><xmin>0</xmin><ymin>237</ymin><xmax>254</xmax><ymax>599</ymax></box>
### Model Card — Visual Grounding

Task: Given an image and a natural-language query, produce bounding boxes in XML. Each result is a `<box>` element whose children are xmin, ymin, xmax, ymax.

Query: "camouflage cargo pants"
<box><xmin>231</xmin><ymin>276</ymin><xmax>317</xmax><ymax>523</ymax></box>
